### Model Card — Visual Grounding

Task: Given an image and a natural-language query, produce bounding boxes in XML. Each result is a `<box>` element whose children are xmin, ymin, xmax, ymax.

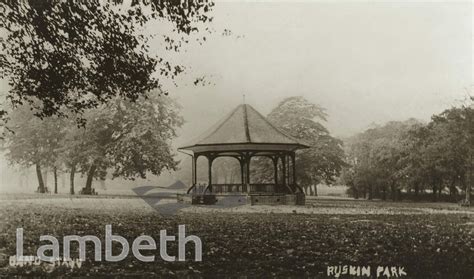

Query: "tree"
<box><xmin>428</xmin><ymin>106</ymin><xmax>473</xmax><ymax>204</ymax></box>
<box><xmin>107</xmin><ymin>94</ymin><xmax>183</xmax><ymax>179</ymax></box>
<box><xmin>397</xmin><ymin>123</ymin><xmax>430</xmax><ymax>199</ymax></box>
<box><xmin>257</xmin><ymin>96</ymin><xmax>346</xmax><ymax>195</ymax></box>
<box><xmin>3</xmin><ymin>105</ymin><xmax>65</xmax><ymax>193</ymax></box>
<box><xmin>399</xmin><ymin>107</ymin><xmax>473</xmax><ymax>202</ymax></box>
<box><xmin>0</xmin><ymin>0</ymin><xmax>213</xmax><ymax>123</ymax></box>
<box><xmin>57</xmin><ymin>122</ymin><xmax>90</xmax><ymax>195</ymax></box>
<box><xmin>343</xmin><ymin>120</ymin><xmax>420</xmax><ymax>200</ymax></box>
<box><xmin>75</xmin><ymin>93</ymin><xmax>183</xmax><ymax>194</ymax></box>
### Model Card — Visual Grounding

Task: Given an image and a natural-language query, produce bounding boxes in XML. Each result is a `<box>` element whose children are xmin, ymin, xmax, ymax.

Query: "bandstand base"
<box><xmin>177</xmin><ymin>193</ymin><xmax>305</xmax><ymax>206</ymax></box>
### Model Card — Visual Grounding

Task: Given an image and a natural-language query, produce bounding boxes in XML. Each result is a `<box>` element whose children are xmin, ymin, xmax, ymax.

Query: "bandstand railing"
<box><xmin>212</xmin><ymin>184</ymin><xmax>246</xmax><ymax>193</ymax></box>
<box><xmin>248</xmin><ymin>184</ymin><xmax>277</xmax><ymax>193</ymax></box>
<box><xmin>192</xmin><ymin>183</ymin><xmax>282</xmax><ymax>194</ymax></box>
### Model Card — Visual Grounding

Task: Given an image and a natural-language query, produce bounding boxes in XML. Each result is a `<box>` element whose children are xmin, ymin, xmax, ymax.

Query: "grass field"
<box><xmin>0</xmin><ymin>194</ymin><xmax>472</xmax><ymax>278</ymax></box>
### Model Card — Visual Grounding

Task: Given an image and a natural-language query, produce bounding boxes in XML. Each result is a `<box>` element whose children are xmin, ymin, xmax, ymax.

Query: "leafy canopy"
<box><xmin>0</xmin><ymin>0</ymin><xmax>213</xmax><ymax>123</ymax></box>
<box><xmin>253</xmin><ymin>96</ymin><xmax>346</xmax><ymax>187</ymax></box>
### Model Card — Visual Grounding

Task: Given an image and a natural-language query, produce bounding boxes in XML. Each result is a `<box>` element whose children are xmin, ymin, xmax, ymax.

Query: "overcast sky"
<box><xmin>155</xmin><ymin>0</ymin><xmax>472</xmax><ymax>143</ymax></box>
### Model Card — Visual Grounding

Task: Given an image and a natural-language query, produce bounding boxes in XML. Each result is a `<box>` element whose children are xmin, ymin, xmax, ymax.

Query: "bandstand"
<box><xmin>178</xmin><ymin>104</ymin><xmax>308</xmax><ymax>205</ymax></box>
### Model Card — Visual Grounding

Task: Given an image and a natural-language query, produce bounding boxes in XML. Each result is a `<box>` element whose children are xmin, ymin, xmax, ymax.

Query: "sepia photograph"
<box><xmin>0</xmin><ymin>0</ymin><xmax>472</xmax><ymax>278</ymax></box>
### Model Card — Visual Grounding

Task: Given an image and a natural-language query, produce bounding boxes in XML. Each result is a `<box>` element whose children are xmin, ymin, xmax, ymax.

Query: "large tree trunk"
<box><xmin>390</xmin><ymin>182</ymin><xmax>397</xmax><ymax>201</ymax></box>
<box><xmin>70</xmin><ymin>165</ymin><xmax>76</xmax><ymax>195</ymax></box>
<box><xmin>432</xmin><ymin>185</ymin><xmax>437</xmax><ymax>202</ymax></box>
<box><xmin>449</xmin><ymin>185</ymin><xmax>456</xmax><ymax>196</ymax></box>
<box><xmin>83</xmin><ymin>164</ymin><xmax>97</xmax><ymax>195</ymax></box>
<box><xmin>35</xmin><ymin>164</ymin><xmax>45</xmax><ymax>193</ymax></box>
<box><xmin>448</xmin><ymin>176</ymin><xmax>456</xmax><ymax>196</ymax></box>
<box><xmin>314</xmin><ymin>184</ymin><xmax>318</xmax><ymax>197</ymax></box>
<box><xmin>414</xmin><ymin>182</ymin><xmax>419</xmax><ymax>201</ymax></box>
<box><xmin>466</xmin><ymin>154</ymin><xmax>472</xmax><ymax>205</ymax></box>
<box><xmin>309</xmin><ymin>185</ymin><xmax>315</xmax><ymax>196</ymax></box>
<box><xmin>53</xmin><ymin>167</ymin><xmax>58</xmax><ymax>194</ymax></box>
<box><xmin>353</xmin><ymin>188</ymin><xmax>359</xmax><ymax>199</ymax></box>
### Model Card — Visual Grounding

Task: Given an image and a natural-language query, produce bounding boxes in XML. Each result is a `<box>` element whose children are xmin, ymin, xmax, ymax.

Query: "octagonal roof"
<box><xmin>178</xmin><ymin>104</ymin><xmax>309</xmax><ymax>154</ymax></box>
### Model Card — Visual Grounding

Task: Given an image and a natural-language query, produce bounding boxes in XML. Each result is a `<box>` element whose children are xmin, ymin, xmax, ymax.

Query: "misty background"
<box><xmin>1</xmin><ymin>1</ymin><xmax>472</xmax><ymax>193</ymax></box>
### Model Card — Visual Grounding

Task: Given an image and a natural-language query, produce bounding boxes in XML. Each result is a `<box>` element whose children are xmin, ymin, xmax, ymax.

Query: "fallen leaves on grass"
<box><xmin>0</xmin><ymin>199</ymin><xmax>472</xmax><ymax>278</ymax></box>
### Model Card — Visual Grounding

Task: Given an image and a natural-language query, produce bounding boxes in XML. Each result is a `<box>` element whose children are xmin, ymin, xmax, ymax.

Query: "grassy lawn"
<box><xmin>0</xmin><ymin>194</ymin><xmax>472</xmax><ymax>278</ymax></box>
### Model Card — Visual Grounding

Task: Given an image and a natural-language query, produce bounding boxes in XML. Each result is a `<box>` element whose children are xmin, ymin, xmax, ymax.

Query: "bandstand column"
<box><xmin>291</xmin><ymin>152</ymin><xmax>296</xmax><ymax>186</ymax></box>
<box><xmin>281</xmin><ymin>155</ymin><xmax>287</xmax><ymax>188</ymax></box>
<box><xmin>238</xmin><ymin>155</ymin><xmax>247</xmax><ymax>192</ymax></box>
<box><xmin>239</xmin><ymin>157</ymin><xmax>245</xmax><ymax>188</ymax></box>
<box><xmin>207</xmin><ymin>155</ymin><xmax>214</xmax><ymax>193</ymax></box>
<box><xmin>286</xmin><ymin>153</ymin><xmax>290</xmax><ymax>185</ymax></box>
<box><xmin>272</xmin><ymin>156</ymin><xmax>278</xmax><ymax>186</ymax></box>
<box><xmin>246</xmin><ymin>153</ymin><xmax>251</xmax><ymax>193</ymax></box>
<box><xmin>192</xmin><ymin>155</ymin><xmax>197</xmax><ymax>186</ymax></box>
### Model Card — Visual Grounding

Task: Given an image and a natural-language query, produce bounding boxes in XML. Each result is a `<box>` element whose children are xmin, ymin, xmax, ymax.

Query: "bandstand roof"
<box><xmin>178</xmin><ymin>104</ymin><xmax>309</xmax><ymax>154</ymax></box>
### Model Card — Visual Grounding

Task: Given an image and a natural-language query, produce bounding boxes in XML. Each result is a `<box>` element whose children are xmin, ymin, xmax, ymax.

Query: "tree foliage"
<box><xmin>343</xmin><ymin>105</ymin><xmax>473</xmax><ymax>203</ymax></box>
<box><xmin>342</xmin><ymin>119</ymin><xmax>420</xmax><ymax>200</ymax></box>
<box><xmin>2</xmin><ymin>104</ymin><xmax>66</xmax><ymax>192</ymax></box>
<box><xmin>253</xmin><ymin>96</ymin><xmax>346</xmax><ymax>195</ymax></box>
<box><xmin>104</xmin><ymin>93</ymin><xmax>183</xmax><ymax>180</ymax></box>
<box><xmin>0</xmin><ymin>0</ymin><xmax>213</xmax><ymax>122</ymax></box>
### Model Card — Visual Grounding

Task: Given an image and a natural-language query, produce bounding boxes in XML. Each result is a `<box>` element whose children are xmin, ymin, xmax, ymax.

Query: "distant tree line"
<box><xmin>341</xmin><ymin>104</ymin><xmax>473</xmax><ymax>204</ymax></box>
